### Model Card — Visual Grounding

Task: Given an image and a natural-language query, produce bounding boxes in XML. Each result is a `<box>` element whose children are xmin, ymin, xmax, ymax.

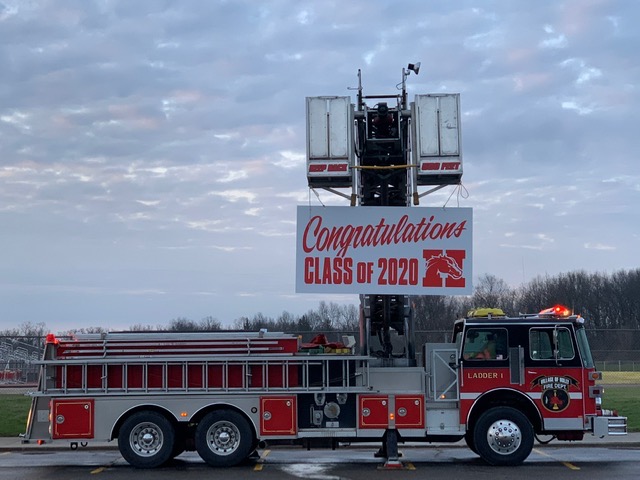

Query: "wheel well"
<box><xmin>467</xmin><ymin>389</ymin><xmax>542</xmax><ymax>433</ymax></box>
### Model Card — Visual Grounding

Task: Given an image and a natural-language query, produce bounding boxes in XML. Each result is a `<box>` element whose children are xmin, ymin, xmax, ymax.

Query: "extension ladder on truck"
<box><xmin>33</xmin><ymin>331</ymin><xmax>371</xmax><ymax>394</ymax></box>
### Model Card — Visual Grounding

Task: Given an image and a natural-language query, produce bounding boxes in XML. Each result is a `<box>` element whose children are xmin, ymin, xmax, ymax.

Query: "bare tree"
<box><xmin>199</xmin><ymin>316</ymin><xmax>223</xmax><ymax>331</ymax></box>
<box><xmin>167</xmin><ymin>317</ymin><xmax>199</xmax><ymax>331</ymax></box>
<box><xmin>128</xmin><ymin>323</ymin><xmax>158</xmax><ymax>331</ymax></box>
<box><xmin>69</xmin><ymin>326</ymin><xmax>108</xmax><ymax>334</ymax></box>
<box><xmin>472</xmin><ymin>274</ymin><xmax>513</xmax><ymax>311</ymax></box>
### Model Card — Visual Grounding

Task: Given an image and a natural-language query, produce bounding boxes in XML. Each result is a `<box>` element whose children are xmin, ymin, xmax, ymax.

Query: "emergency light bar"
<box><xmin>539</xmin><ymin>305</ymin><xmax>572</xmax><ymax>317</ymax></box>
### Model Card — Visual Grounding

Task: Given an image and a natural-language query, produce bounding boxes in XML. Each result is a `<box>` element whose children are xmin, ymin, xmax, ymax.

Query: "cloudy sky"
<box><xmin>1</xmin><ymin>0</ymin><xmax>638</xmax><ymax>332</ymax></box>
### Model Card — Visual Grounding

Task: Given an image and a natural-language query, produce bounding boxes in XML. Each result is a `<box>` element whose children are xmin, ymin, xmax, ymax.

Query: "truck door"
<box><xmin>526</xmin><ymin>326</ymin><xmax>584</xmax><ymax>431</ymax></box>
<box><xmin>459</xmin><ymin>328</ymin><xmax>510</xmax><ymax>422</ymax></box>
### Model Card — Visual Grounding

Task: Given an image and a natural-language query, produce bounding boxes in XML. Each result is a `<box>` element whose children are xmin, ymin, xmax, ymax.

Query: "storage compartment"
<box><xmin>426</xmin><ymin>408</ymin><xmax>461</xmax><ymax>434</ymax></box>
<box><xmin>395</xmin><ymin>395</ymin><xmax>424</xmax><ymax>428</ymax></box>
<box><xmin>52</xmin><ymin>399</ymin><xmax>94</xmax><ymax>439</ymax></box>
<box><xmin>260</xmin><ymin>396</ymin><xmax>297</xmax><ymax>436</ymax></box>
<box><xmin>359</xmin><ymin>395</ymin><xmax>389</xmax><ymax>429</ymax></box>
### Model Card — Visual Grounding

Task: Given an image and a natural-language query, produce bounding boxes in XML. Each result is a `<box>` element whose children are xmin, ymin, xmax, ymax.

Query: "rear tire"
<box><xmin>195</xmin><ymin>410</ymin><xmax>254</xmax><ymax>467</ymax></box>
<box><xmin>473</xmin><ymin>407</ymin><xmax>533</xmax><ymax>466</ymax></box>
<box><xmin>118</xmin><ymin>411</ymin><xmax>175</xmax><ymax>468</ymax></box>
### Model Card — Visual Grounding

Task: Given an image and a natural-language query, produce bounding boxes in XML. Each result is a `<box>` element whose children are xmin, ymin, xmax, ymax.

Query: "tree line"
<box><xmin>1</xmin><ymin>268</ymin><xmax>638</xmax><ymax>339</ymax></box>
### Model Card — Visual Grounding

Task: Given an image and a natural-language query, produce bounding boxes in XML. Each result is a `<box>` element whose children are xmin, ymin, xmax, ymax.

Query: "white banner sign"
<box><xmin>296</xmin><ymin>206</ymin><xmax>473</xmax><ymax>295</ymax></box>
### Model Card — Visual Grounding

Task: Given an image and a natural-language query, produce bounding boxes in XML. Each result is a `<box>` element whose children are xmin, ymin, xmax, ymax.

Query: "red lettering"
<box><xmin>322</xmin><ymin>258</ymin><xmax>333</xmax><ymax>283</ymax></box>
<box><xmin>420</xmin><ymin>162</ymin><xmax>460</xmax><ymax>172</ymax></box>
<box><xmin>422</xmin><ymin>162</ymin><xmax>441</xmax><ymax>171</ymax></box>
<box><xmin>441</xmin><ymin>162</ymin><xmax>459</xmax><ymax>171</ymax></box>
<box><xmin>302</xmin><ymin>215</ymin><xmax>468</xmax><ymax>257</ymax></box>
<box><xmin>377</xmin><ymin>258</ymin><xmax>419</xmax><ymax>286</ymax></box>
<box><xmin>309</xmin><ymin>163</ymin><xmax>349</xmax><ymax>174</ymax></box>
<box><xmin>303</xmin><ymin>256</ymin><xmax>353</xmax><ymax>285</ymax></box>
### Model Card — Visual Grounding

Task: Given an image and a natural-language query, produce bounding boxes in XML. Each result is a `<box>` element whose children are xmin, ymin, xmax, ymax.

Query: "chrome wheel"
<box><xmin>205</xmin><ymin>420</ymin><xmax>241</xmax><ymax>456</ymax></box>
<box><xmin>129</xmin><ymin>421</ymin><xmax>164</xmax><ymax>457</ymax></box>
<box><xmin>486</xmin><ymin>418</ymin><xmax>522</xmax><ymax>455</ymax></box>
<box><xmin>118</xmin><ymin>411</ymin><xmax>175</xmax><ymax>468</ymax></box>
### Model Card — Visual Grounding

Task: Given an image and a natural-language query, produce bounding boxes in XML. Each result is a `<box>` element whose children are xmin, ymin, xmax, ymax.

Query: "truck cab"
<box><xmin>425</xmin><ymin>305</ymin><xmax>626</xmax><ymax>465</ymax></box>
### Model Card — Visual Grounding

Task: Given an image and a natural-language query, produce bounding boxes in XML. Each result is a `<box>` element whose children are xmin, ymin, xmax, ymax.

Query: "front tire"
<box><xmin>195</xmin><ymin>410</ymin><xmax>254</xmax><ymax>467</ymax></box>
<box><xmin>473</xmin><ymin>407</ymin><xmax>533</xmax><ymax>466</ymax></box>
<box><xmin>464</xmin><ymin>430</ymin><xmax>478</xmax><ymax>455</ymax></box>
<box><xmin>118</xmin><ymin>411</ymin><xmax>175</xmax><ymax>468</ymax></box>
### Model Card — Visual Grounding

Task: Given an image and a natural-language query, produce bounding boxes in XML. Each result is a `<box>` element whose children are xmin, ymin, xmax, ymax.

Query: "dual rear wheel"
<box><xmin>118</xmin><ymin>409</ymin><xmax>254</xmax><ymax>468</ymax></box>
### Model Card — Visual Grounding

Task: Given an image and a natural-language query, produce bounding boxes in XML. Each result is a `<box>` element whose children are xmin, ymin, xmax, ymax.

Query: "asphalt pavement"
<box><xmin>1</xmin><ymin>433</ymin><xmax>638</xmax><ymax>452</ymax></box>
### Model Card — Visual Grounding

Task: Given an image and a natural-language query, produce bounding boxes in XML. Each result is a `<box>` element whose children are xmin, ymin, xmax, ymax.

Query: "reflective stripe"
<box><xmin>526</xmin><ymin>392</ymin><xmax>583</xmax><ymax>400</ymax></box>
<box><xmin>544</xmin><ymin>417</ymin><xmax>584</xmax><ymax>430</ymax></box>
<box><xmin>461</xmin><ymin>391</ymin><xmax>583</xmax><ymax>400</ymax></box>
<box><xmin>460</xmin><ymin>393</ymin><xmax>480</xmax><ymax>400</ymax></box>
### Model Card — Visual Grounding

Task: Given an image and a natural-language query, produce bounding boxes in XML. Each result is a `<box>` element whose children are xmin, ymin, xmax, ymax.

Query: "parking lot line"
<box><xmin>254</xmin><ymin>449</ymin><xmax>271</xmax><ymax>471</ymax></box>
<box><xmin>533</xmin><ymin>448</ymin><xmax>581</xmax><ymax>470</ymax></box>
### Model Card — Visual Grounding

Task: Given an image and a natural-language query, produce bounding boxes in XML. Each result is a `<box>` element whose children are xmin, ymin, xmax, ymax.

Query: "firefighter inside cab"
<box><xmin>464</xmin><ymin>331</ymin><xmax>498</xmax><ymax>360</ymax></box>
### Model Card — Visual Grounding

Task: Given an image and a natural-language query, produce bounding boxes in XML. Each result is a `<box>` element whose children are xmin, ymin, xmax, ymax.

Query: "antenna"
<box><xmin>400</xmin><ymin>62</ymin><xmax>421</xmax><ymax>108</ymax></box>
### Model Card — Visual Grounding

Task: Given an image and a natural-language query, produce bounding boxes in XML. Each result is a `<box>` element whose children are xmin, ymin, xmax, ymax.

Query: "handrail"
<box><xmin>35</xmin><ymin>354</ymin><xmax>372</xmax><ymax>396</ymax></box>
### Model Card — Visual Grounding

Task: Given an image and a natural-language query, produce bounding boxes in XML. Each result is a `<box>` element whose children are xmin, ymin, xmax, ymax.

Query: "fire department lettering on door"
<box><xmin>295</xmin><ymin>206</ymin><xmax>472</xmax><ymax>295</ymax></box>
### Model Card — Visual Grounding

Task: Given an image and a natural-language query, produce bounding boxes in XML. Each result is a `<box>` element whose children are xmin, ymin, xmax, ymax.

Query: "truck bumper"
<box><xmin>589</xmin><ymin>415</ymin><xmax>627</xmax><ymax>437</ymax></box>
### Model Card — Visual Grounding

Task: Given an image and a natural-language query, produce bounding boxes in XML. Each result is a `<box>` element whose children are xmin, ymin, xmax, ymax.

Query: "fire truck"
<box><xmin>23</xmin><ymin>306</ymin><xmax>626</xmax><ymax>468</ymax></box>
<box><xmin>23</xmin><ymin>65</ymin><xmax>626</xmax><ymax>467</ymax></box>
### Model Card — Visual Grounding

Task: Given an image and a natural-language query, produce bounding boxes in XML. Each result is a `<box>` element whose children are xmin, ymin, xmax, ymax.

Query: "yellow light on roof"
<box><xmin>467</xmin><ymin>308</ymin><xmax>506</xmax><ymax>318</ymax></box>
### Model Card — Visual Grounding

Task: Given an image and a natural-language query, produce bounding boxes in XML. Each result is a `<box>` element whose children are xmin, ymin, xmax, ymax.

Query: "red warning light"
<box><xmin>539</xmin><ymin>305</ymin><xmax>571</xmax><ymax>317</ymax></box>
<box><xmin>45</xmin><ymin>333</ymin><xmax>58</xmax><ymax>344</ymax></box>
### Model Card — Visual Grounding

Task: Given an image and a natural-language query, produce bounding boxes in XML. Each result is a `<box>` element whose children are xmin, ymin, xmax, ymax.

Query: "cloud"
<box><xmin>584</xmin><ymin>243</ymin><xmax>616</xmax><ymax>251</ymax></box>
<box><xmin>0</xmin><ymin>0</ymin><xmax>639</xmax><ymax>330</ymax></box>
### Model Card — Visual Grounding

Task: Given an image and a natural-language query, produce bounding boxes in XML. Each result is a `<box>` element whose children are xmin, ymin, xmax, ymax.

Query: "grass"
<box><xmin>0</xmin><ymin>394</ymin><xmax>31</xmax><ymax>437</ymax></box>
<box><xmin>602</xmin><ymin>386</ymin><xmax>639</xmax><ymax>432</ymax></box>
<box><xmin>0</xmin><ymin>385</ymin><xmax>637</xmax><ymax>437</ymax></box>
<box><xmin>600</xmin><ymin>371</ymin><xmax>640</xmax><ymax>385</ymax></box>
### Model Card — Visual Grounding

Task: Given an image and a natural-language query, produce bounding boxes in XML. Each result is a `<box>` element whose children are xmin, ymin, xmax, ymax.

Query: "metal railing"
<box><xmin>36</xmin><ymin>354</ymin><xmax>371</xmax><ymax>396</ymax></box>
<box><xmin>2</xmin><ymin>329</ymin><xmax>639</xmax><ymax>393</ymax></box>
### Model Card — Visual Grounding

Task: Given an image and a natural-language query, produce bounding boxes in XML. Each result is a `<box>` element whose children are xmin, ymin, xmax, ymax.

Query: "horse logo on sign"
<box><xmin>422</xmin><ymin>250</ymin><xmax>466</xmax><ymax>288</ymax></box>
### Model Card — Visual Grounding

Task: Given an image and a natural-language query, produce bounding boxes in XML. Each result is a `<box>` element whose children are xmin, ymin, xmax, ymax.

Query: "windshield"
<box><xmin>453</xmin><ymin>322</ymin><xmax>464</xmax><ymax>353</ymax></box>
<box><xmin>575</xmin><ymin>326</ymin><xmax>595</xmax><ymax>368</ymax></box>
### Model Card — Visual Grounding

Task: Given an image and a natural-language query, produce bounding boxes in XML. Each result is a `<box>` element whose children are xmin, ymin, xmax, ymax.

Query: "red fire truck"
<box><xmin>23</xmin><ymin>67</ymin><xmax>626</xmax><ymax>468</ymax></box>
<box><xmin>23</xmin><ymin>305</ymin><xmax>625</xmax><ymax>468</ymax></box>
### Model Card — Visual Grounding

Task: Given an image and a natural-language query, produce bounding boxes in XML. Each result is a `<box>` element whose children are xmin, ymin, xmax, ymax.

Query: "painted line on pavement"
<box><xmin>254</xmin><ymin>449</ymin><xmax>271</xmax><ymax>471</ymax></box>
<box><xmin>533</xmin><ymin>448</ymin><xmax>580</xmax><ymax>470</ymax></box>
